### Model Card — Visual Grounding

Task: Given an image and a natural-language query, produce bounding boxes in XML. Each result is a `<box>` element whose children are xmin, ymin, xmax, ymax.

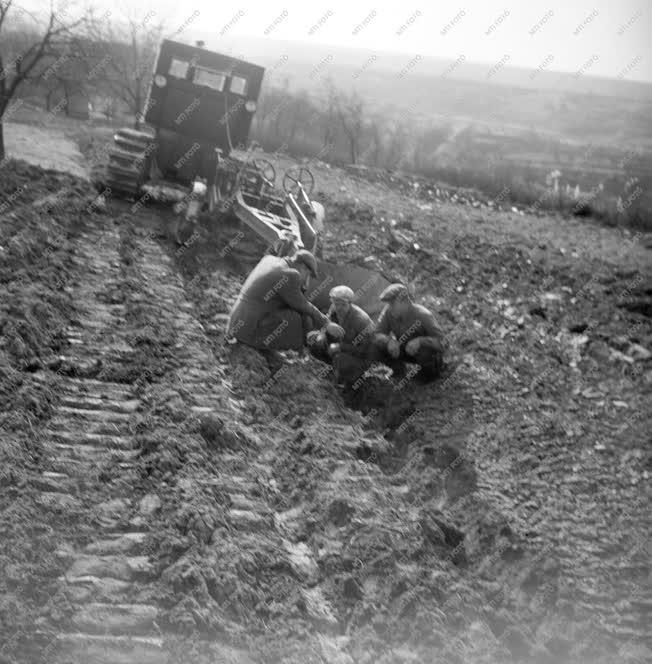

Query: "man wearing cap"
<box><xmin>372</xmin><ymin>283</ymin><xmax>445</xmax><ymax>381</ymax></box>
<box><xmin>306</xmin><ymin>285</ymin><xmax>375</xmax><ymax>386</ymax></box>
<box><xmin>227</xmin><ymin>250</ymin><xmax>330</xmax><ymax>351</ymax></box>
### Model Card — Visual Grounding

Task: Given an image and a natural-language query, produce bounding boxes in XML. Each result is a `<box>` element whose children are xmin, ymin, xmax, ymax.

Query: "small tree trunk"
<box><xmin>63</xmin><ymin>85</ymin><xmax>71</xmax><ymax>116</ymax></box>
<box><xmin>0</xmin><ymin>121</ymin><xmax>5</xmax><ymax>162</ymax></box>
<box><xmin>0</xmin><ymin>97</ymin><xmax>7</xmax><ymax>163</ymax></box>
<box><xmin>288</xmin><ymin>119</ymin><xmax>298</xmax><ymax>145</ymax></box>
<box><xmin>0</xmin><ymin>64</ymin><xmax>6</xmax><ymax>161</ymax></box>
<box><xmin>348</xmin><ymin>135</ymin><xmax>357</xmax><ymax>164</ymax></box>
<box><xmin>133</xmin><ymin>86</ymin><xmax>142</xmax><ymax>129</ymax></box>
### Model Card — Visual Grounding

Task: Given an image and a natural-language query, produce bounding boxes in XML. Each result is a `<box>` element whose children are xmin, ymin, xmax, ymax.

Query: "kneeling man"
<box><xmin>372</xmin><ymin>283</ymin><xmax>445</xmax><ymax>381</ymax></box>
<box><xmin>227</xmin><ymin>250</ymin><xmax>329</xmax><ymax>351</ymax></box>
<box><xmin>307</xmin><ymin>285</ymin><xmax>375</xmax><ymax>386</ymax></box>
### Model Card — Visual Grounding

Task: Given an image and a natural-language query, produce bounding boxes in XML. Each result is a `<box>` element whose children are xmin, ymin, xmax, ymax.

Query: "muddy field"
<box><xmin>1</xmin><ymin>134</ymin><xmax>650</xmax><ymax>664</ymax></box>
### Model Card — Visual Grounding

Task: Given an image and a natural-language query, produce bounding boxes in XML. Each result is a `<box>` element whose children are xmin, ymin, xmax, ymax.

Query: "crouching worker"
<box><xmin>227</xmin><ymin>250</ymin><xmax>330</xmax><ymax>352</ymax></box>
<box><xmin>306</xmin><ymin>285</ymin><xmax>375</xmax><ymax>386</ymax></box>
<box><xmin>372</xmin><ymin>283</ymin><xmax>445</xmax><ymax>382</ymax></box>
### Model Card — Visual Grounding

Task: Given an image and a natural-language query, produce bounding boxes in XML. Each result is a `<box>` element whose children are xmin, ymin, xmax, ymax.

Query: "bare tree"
<box><xmin>254</xmin><ymin>86</ymin><xmax>288</xmax><ymax>148</ymax></box>
<box><xmin>0</xmin><ymin>0</ymin><xmax>86</xmax><ymax>160</ymax></box>
<box><xmin>363</xmin><ymin>115</ymin><xmax>384</xmax><ymax>167</ymax></box>
<box><xmin>319</xmin><ymin>80</ymin><xmax>338</xmax><ymax>149</ymax></box>
<box><xmin>89</xmin><ymin>7</ymin><xmax>163</xmax><ymax>128</ymax></box>
<box><xmin>384</xmin><ymin>121</ymin><xmax>411</xmax><ymax>170</ymax></box>
<box><xmin>334</xmin><ymin>89</ymin><xmax>365</xmax><ymax>164</ymax></box>
<box><xmin>413</xmin><ymin>124</ymin><xmax>451</xmax><ymax>172</ymax></box>
<box><xmin>286</xmin><ymin>90</ymin><xmax>313</xmax><ymax>145</ymax></box>
<box><xmin>39</xmin><ymin>69</ymin><xmax>82</xmax><ymax>114</ymax></box>
<box><xmin>32</xmin><ymin>36</ymin><xmax>93</xmax><ymax>116</ymax></box>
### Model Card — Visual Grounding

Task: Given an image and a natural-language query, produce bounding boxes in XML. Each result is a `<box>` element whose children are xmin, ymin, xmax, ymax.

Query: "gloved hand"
<box><xmin>405</xmin><ymin>338</ymin><xmax>421</xmax><ymax>356</ymax></box>
<box><xmin>306</xmin><ymin>330</ymin><xmax>322</xmax><ymax>346</ymax></box>
<box><xmin>327</xmin><ymin>343</ymin><xmax>341</xmax><ymax>357</ymax></box>
<box><xmin>326</xmin><ymin>322</ymin><xmax>345</xmax><ymax>339</ymax></box>
<box><xmin>387</xmin><ymin>338</ymin><xmax>401</xmax><ymax>359</ymax></box>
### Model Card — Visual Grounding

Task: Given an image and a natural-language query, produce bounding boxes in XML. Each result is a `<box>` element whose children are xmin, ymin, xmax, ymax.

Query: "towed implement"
<box><xmin>91</xmin><ymin>38</ymin><xmax>389</xmax><ymax>316</ymax></box>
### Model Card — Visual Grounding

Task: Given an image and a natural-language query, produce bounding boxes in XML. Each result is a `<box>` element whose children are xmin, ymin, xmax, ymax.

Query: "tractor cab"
<box><xmin>143</xmin><ymin>39</ymin><xmax>263</xmax><ymax>186</ymax></box>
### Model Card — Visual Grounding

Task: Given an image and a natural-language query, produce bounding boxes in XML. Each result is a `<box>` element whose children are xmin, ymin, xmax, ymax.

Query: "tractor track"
<box><xmin>25</xmin><ymin>220</ymin><xmax>162</xmax><ymax>663</ymax></box>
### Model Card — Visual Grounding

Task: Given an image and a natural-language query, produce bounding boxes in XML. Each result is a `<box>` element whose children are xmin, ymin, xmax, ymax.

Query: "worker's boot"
<box><xmin>332</xmin><ymin>353</ymin><xmax>369</xmax><ymax>389</ymax></box>
<box><xmin>261</xmin><ymin>349</ymin><xmax>285</xmax><ymax>373</ymax></box>
<box><xmin>167</xmin><ymin>210</ymin><xmax>182</xmax><ymax>245</ymax></box>
<box><xmin>414</xmin><ymin>364</ymin><xmax>440</xmax><ymax>383</ymax></box>
<box><xmin>390</xmin><ymin>361</ymin><xmax>407</xmax><ymax>381</ymax></box>
<box><xmin>332</xmin><ymin>367</ymin><xmax>346</xmax><ymax>389</ymax></box>
<box><xmin>412</xmin><ymin>344</ymin><xmax>444</xmax><ymax>383</ymax></box>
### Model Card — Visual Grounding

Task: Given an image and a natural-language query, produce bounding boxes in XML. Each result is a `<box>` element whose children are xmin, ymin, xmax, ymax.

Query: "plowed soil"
<box><xmin>1</xmin><ymin>143</ymin><xmax>650</xmax><ymax>664</ymax></box>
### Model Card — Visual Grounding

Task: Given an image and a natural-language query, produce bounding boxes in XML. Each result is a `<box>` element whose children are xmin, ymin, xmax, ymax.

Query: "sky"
<box><xmin>19</xmin><ymin>0</ymin><xmax>652</xmax><ymax>82</ymax></box>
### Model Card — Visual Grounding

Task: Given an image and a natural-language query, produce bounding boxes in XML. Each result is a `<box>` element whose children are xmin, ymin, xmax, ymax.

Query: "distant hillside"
<box><xmin>195</xmin><ymin>34</ymin><xmax>652</xmax><ymax>99</ymax></box>
<box><xmin>182</xmin><ymin>32</ymin><xmax>652</xmax><ymax>147</ymax></box>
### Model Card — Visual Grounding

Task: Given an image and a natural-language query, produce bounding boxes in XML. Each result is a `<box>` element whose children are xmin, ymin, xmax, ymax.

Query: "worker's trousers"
<box><xmin>371</xmin><ymin>334</ymin><xmax>444</xmax><ymax>381</ymax></box>
<box><xmin>307</xmin><ymin>330</ymin><xmax>371</xmax><ymax>386</ymax></box>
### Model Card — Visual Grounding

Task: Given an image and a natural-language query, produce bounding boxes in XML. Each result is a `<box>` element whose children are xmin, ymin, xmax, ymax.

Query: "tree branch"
<box><xmin>0</xmin><ymin>1</ymin><xmax>14</xmax><ymax>33</ymax></box>
<box><xmin>7</xmin><ymin>9</ymin><xmax>85</xmax><ymax>101</ymax></box>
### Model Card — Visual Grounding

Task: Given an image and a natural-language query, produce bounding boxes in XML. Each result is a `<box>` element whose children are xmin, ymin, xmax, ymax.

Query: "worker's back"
<box><xmin>227</xmin><ymin>255</ymin><xmax>310</xmax><ymax>350</ymax></box>
<box><xmin>235</xmin><ymin>255</ymin><xmax>295</xmax><ymax>307</ymax></box>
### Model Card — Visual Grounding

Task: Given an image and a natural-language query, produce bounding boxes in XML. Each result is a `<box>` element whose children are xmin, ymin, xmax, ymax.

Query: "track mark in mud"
<box><xmin>22</xmin><ymin>221</ymin><xmax>166</xmax><ymax>663</ymax></box>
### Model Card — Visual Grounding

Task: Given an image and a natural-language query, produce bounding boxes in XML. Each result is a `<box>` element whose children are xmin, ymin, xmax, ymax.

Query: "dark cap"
<box><xmin>292</xmin><ymin>249</ymin><xmax>319</xmax><ymax>278</ymax></box>
<box><xmin>380</xmin><ymin>283</ymin><xmax>410</xmax><ymax>302</ymax></box>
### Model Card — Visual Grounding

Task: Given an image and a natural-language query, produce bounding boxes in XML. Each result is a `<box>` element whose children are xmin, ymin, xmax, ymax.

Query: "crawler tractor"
<box><xmin>91</xmin><ymin>39</ymin><xmax>389</xmax><ymax>316</ymax></box>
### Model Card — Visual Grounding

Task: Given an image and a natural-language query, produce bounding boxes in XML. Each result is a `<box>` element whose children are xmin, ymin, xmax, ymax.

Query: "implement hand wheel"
<box><xmin>252</xmin><ymin>159</ymin><xmax>276</xmax><ymax>185</ymax></box>
<box><xmin>283</xmin><ymin>166</ymin><xmax>314</xmax><ymax>197</ymax></box>
<box><xmin>236</xmin><ymin>158</ymin><xmax>276</xmax><ymax>190</ymax></box>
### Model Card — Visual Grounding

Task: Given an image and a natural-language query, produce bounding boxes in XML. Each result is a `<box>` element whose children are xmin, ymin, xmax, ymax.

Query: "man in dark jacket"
<box><xmin>306</xmin><ymin>285</ymin><xmax>375</xmax><ymax>386</ymax></box>
<box><xmin>227</xmin><ymin>250</ymin><xmax>330</xmax><ymax>351</ymax></box>
<box><xmin>372</xmin><ymin>283</ymin><xmax>445</xmax><ymax>381</ymax></box>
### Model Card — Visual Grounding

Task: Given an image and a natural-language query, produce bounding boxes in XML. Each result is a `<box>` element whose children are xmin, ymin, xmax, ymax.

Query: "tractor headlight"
<box><xmin>245</xmin><ymin>100</ymin><xmax>257</xmax><ymax>112</ymax></box>
<box><xmin>154</xmin><ymin>74</ymin><xmax>167</xmax><ymax>88</ymax></box>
